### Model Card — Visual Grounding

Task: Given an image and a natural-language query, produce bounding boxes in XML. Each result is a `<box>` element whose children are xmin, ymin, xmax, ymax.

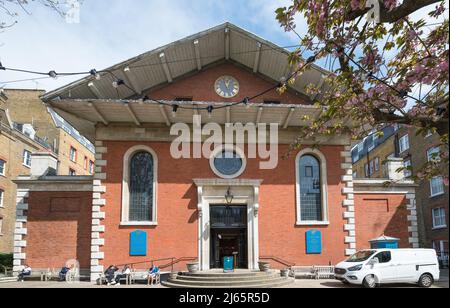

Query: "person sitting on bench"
<box><xmin>114</xmin><ymin>265</ymin><xmax>131</xmax><ymax>285</ymax></box>
<box><xmin>104</xmin><ymin>265</ymin><xmax>118</xmax><ymax>285</ymax></box>
<box><xmin>59</xmin><ymin>266</ymin><xmax>71</xmax><ymax>281</ymax></box>
<box><xmin>146</xmin><ymin>265</ymin><xmax>160</xmax><ymax>285</ymax></box>
<box><xmin>18</xmin><ymin>265</ymin><xmax>32</xmax><ymax>282</ymax></box>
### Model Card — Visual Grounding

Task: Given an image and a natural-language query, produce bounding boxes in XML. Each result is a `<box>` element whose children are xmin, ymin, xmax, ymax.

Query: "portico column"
<box><xmin>250</xmin><ymin>186</ymin><xmax>260</xmax><ymax>270</ymax></box>
<box><xmin>197</xmin><ymin>186</ymin><xmax>210</xmax><ymax>271</ymax></box>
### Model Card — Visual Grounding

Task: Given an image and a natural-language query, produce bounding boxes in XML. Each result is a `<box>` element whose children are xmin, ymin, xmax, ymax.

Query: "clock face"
<box><xmin>214</xmin><ymin>76</ymin><xmax>240</xmax><ymax>98</ymax></box>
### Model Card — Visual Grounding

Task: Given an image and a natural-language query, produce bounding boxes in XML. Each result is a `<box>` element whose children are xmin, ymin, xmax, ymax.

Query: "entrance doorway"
<box><xmin>210</xmin><ymin>205</ymin><xmax>248</xmax><ymax>269</ymax></box>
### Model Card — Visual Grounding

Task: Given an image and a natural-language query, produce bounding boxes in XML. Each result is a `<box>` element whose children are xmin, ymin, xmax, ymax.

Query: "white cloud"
<box><xmin>0</xmin><ymin>0</ymin><xmax>306</xmax><ymax>91</ymax></box>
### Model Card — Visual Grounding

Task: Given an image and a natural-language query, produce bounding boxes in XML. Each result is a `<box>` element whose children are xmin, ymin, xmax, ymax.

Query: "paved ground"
<box><xmin>1</xmin><ymin>270</ymin><xmax>448</xmax><ymax>289</ymax></box>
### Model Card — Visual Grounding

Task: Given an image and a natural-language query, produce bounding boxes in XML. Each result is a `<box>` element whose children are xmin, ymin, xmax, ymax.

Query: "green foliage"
<box><xmin>0</xmin><ymin>253</ymin><xmax>13</xmax><ymax>268</ymax></box>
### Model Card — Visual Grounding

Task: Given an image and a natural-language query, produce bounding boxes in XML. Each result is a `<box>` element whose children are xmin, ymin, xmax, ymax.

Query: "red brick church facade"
<box><xmin>12</xmin><ymin>24</ymin><xmax>419</xmax><ymax>281</ymax></box>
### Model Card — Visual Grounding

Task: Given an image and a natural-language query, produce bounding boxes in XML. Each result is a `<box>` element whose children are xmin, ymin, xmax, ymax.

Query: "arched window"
<box><xmin>299</xmin><ymin>155</ymin><xmax>322</xmax><ymax>221</ymax></box>
<box><xmin>129</xmin><ymin>152</ymin><xmax>154</xmax><ymax>221</ymax></box>
<box><xmin>296</xmin><ymin>149</ymin><xmax>329</xmax><ymax>225</ymax></box>
<box><xmin>122</xmin><ymin>145</ymin><xmax>158</xmax><ymax>225</ymax></box>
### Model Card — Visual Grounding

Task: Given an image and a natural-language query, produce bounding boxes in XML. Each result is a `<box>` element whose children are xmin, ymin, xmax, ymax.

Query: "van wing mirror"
<box><xmin>369</xmin><ymin>258</ymin><xmax>379</xmax><ymax>265</ymax></box>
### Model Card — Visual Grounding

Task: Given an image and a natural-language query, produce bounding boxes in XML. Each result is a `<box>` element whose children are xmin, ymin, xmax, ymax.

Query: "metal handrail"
<box><xmin>0</xmin><ymin>265</ymin><xmax>13</xmax><ymax>277</ymax></box>
<box><xmin>259</xmin><ymin>256</ymin><xmax>296</xmax><ymax>268</ymax></box>
<box><xmin>114</xmin><ymin>257</ymin><xmax>196</xmax><ymax>273</ymax></box>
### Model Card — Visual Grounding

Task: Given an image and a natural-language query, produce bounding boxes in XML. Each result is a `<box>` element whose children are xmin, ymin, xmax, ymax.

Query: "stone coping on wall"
<box><xmin>14</xmin><ymin>176</ymin><xmax>94</xmax><ymax>191</ymax></box>
<box><xmin>353</xmin><ymin>178</ymin><xmax>418</xmax><ymax>193</ymax></box>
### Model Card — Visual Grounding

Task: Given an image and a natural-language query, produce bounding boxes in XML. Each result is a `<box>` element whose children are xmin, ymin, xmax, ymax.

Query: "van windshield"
<box><xmin>346</xmin><ymin>250</ymin><xmax>376</xmax><ymax>262</ymax></box>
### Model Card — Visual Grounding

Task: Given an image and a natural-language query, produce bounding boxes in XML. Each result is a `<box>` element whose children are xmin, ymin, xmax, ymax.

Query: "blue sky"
<box><xmin>0</xmin><ymin>0</ymin><xmax>446</xmax><ymax>93</ymax></box>
<box><xmin>0</xmin><ymin>0</ymin><xmax>303</xmax><ymax>91</ymax></box>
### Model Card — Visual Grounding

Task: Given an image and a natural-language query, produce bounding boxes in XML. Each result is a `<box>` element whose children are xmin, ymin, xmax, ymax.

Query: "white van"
<box><xmin>335</xmin><ymin>249</ymin><xmax>440</xmax><ymax>288</ymax></box>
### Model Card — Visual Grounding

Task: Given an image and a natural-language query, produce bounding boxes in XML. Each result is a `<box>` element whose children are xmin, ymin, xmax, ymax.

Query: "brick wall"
<box><xmin>25</xmin><ymin>191</ymin><xmax>92</xmax><ymax>269</ymax></box>
<box><xmin>355</xmin><ymin>194</ymin><xmax>410</xmax><ymax>249</ymax></box>
<box><xmin>0</xmin><ymin>130</ymin><xmax>46</xmax><ymax>253</ymax></box>
<box><xmin>148</xmin><ymin>62</ymin><xmax>309</xmax><ymax>105</ymax></box>
<box><xmin>99</xmin><ymin>141</ymin><xmax>348</xmax><ymax>269</ymax></box>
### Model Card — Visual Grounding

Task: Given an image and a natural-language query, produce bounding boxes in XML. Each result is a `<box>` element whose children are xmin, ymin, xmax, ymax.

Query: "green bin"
<box><xmin>223</xmin><ymin>256</ymin><xmax>234</xmax><ymax>272</ymax></box>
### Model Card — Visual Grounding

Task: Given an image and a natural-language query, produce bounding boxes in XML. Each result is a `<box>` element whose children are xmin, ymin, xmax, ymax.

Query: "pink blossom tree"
<box><xmin>276</xmin><ymin>0</ymin><xmax>449</xmax><ymax>182</ymax></box>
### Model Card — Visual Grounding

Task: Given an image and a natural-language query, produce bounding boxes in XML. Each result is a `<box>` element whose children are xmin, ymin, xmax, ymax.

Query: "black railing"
<box><xmin>259</xmin><ymin>256</ymin><xmax>296</xmax><ymax>268</ymax></box>
<box><xmin>114</xmin><ymin>257</ymin><xmax>196</xmax><ymax>273</ymax></box>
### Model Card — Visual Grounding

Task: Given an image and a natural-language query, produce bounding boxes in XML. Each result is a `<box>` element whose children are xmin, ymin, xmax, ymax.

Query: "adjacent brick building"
<box><xmin>352</xmin><ymin>125</ymin><xmax>449</xmax><ymax>266</ymax></box>
<box><xmin>12</xmin><ymin>24</ymin><xmax>420</xmax><ymax>280</ymax></box>
<box><xmin>0</xmin><ymin>89</ymin><xmax>95</xmax><ymax>254</ymax></box>
<box><xmin>1</xmin><ymin>89</ymin><xmax>95</xmax><ymax>176</ymax></box>
<box><xmin>1</xmin><ymin>99</ymin><xmax>50</xmax><ymax>253</ymax></box>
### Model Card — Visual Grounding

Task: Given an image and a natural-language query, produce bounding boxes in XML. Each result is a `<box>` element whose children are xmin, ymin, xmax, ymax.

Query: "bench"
<box><xmin>313</xmin><ymin>266</ymin><xmax>335</xmax><ymax>279</ymax></box>
<box><xmin>290</xmin><ymin>266</ymin><xmax>315</xmax><ymax>279</ymax></box>
<box><xmin>97</xmin><ymin>270</ymin><xmax>162</xmax><ymax>286</ymax></box>
<box><xmin>129</xmin><ymin>270</ymin><xmax>161</xmax><ymax>285</ymax></box>
<box><xmin>15</xmin><ymin>268</ymin><xmax>49</xmax><ymax>282</ymax></box>
<box><xmin>19</xmin><ymin>268</ymin><xmax>90</xmax><ymax>282</ymax></box>
<box><xmin>98</xmin><ymin>273</ymin><xmax>132</xmax><ymax>285</ymax></box>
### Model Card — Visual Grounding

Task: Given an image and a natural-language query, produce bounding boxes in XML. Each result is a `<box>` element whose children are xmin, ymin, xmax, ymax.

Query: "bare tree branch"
<box><xmin>346</xmin><ymin>0</ymin><xmax>442</xmax><ymax>23</ymax></box>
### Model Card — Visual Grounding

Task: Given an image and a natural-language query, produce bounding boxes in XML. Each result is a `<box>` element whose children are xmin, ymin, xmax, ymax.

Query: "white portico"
<box><xmin>194</xmin><ymin>179</ymin><xmax>262</xmax><ymax>271</ymax></box>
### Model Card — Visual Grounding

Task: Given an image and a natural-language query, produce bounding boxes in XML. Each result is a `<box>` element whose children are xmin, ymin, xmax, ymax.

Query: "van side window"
<box><xmin>373</xmin><ymin>251</ymin><xmax>391</xmax><ymax>263</ymax></box>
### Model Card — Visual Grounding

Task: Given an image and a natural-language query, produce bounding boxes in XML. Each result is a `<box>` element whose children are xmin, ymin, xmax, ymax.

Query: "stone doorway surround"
<box><xmin>194</xmin><ymin>179</ymin><xmax>262</xmax><ymax>271</ymax></box>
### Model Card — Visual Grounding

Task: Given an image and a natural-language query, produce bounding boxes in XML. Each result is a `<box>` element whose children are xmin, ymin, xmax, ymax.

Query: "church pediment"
<box><xmin>42</xmin><ymin>23</ymin><xmax>328</xmax><ymax>103</ymax></box>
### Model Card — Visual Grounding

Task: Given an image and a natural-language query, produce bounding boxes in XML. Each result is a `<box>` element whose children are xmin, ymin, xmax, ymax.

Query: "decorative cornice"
<box><xmin>193</xmin><ymin>179</ymin><xmax>263</xmax><ymax>187</ymax></box>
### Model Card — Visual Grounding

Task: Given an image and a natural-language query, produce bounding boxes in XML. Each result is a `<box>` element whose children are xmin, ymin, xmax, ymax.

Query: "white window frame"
<box><xmin>0</xmin><ymin>217</ymin><xmax>3</xmax><ymax>235</ymax></box>
<box><xmin>432</xmin><ymin>208</ymin><xmax>447</xmax><ymax>229</ymax></box>
<box><xmin>373</xmin><ymin>132</ymin><xmax>379</xmax><ymax>142</ymax></box>
<box><xmin>295</xmin><ymin>148</ymin><xmax>329</xmax><ymax>226</ymax></box>
<box><xmin>23</xmin><ymin>150</ymin><xmax>32</xmax><ymax>167</ymax></box>
<box><xmin>427</xmin><ymin>147</ymin><xmax>441</xmax><ymax>162</ymax></box>
<box><xmin>0</xmin><ymin>189</ymin><xmax>4</xmax><ymax>208</ymax></box>
<box><xmin>430</xmin><ymin>176</ymin><xmax>445</xmax><ymax>197</ymax></box>
<box><xmin>69</xmin><ymin>146</ymin><xmax>77</xmax><ymax>162</ymax></box>
<box><xmin>398</xmin><ymin>134</ymin><xmax>410</xmax><ymax>153</ymax></box>
<box><xmin>364</xmin><ymin>163</ymin><xmax>370</xmax><ymax>177</ymax></box>
<box><xmin>209</xmin><ymin>145</ymin><xmax>247</xmax><ymax>179</ymax></box>
<box><xmin>0</xmin><ymin>160</ymin><xmax>5</xmax><ymax>176</ymax></box>
<box><xmin>374</xmin><ymin>157</ymin><xmax>380</xmax><ymax>172</ymax></box>
<box><xmin>89</xmin><ymin>160</ymin><xmax>94</xmax><ymax>174</ymax></box>
<box><xmin>369</xmin><ymin>160</ymin><xmax>375</xmax><ymax>175</ymax></box>
<box><xmin>404</xmin><ymin>159</ymin><xmax>412</xmax><ymax>178</ymax></box>
<box><xmin>121</xmin><ymin>145</ymin><xmax>158</xmax><ymax>226</ymax></box>
<box><xmin>357</xmin><ymin>142</ymin><xmax>364</xmax><ymax>153</ymax></box>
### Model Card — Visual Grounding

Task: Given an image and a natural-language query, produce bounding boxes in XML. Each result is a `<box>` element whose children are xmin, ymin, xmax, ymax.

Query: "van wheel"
<box><xmin>363</xmin><ymin>275</ymin><xmax>377</xmax><ymax>288</ymax></box>
<box><xmin>418</xmin><ymin>274</ymin><xmax>434</xmax><ymax>288</ymax></box>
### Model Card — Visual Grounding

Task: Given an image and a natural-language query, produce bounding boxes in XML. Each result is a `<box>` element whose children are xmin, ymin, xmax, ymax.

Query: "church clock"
<box><xmin>214</xmin><ymin>76</ymin><xmax>240</xmax><ymax>98</ymax></box>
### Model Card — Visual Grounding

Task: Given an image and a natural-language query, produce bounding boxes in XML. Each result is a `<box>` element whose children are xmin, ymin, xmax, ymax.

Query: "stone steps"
<box><xmin>180</xmin><ymin>271</ymin><xmax>272</xmax><ymax>278</ymax></box>
<box><xmin>176</xmin><ymin>273</ymin><xmax>280</xmax><ymax>283</ymax></box>
<box><xmin>163</xmin><ymin>270</ymin><xmax>294</xmax><ymax>288</ymax></box>
<box><xmin>0</xmin><ymin>277</ymin><xmax>17</xmax><ymax>283</ymax></box>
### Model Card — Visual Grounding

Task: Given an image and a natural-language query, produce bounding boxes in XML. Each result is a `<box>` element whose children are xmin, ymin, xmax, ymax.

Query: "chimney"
<box><xmin>30</xmin><ymin>152</ymin><xmax>58</xmax><ymax>177</ymax></box>
<box><xmin>386</xmin><ymin>157</ymin><xmax>405</xmax><ymax>181</ymax></box>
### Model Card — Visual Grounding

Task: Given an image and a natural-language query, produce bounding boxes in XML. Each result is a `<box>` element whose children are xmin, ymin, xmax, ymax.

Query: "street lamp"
<box><xmin>225</xmin><ymin>187</ymin><xmax>234</xmax><ymax>205</ymax></box>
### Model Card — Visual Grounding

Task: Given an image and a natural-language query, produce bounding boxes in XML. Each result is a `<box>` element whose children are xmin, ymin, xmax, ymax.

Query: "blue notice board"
<box><xmin>306</xmin><ymin>230</ymin><xmax>322</xmax><ymax>254</ymax></box>
<box><xmin>130</xmin><ymin>230</ymin><xmax>147</xmax><ymax>256</ymax></box>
